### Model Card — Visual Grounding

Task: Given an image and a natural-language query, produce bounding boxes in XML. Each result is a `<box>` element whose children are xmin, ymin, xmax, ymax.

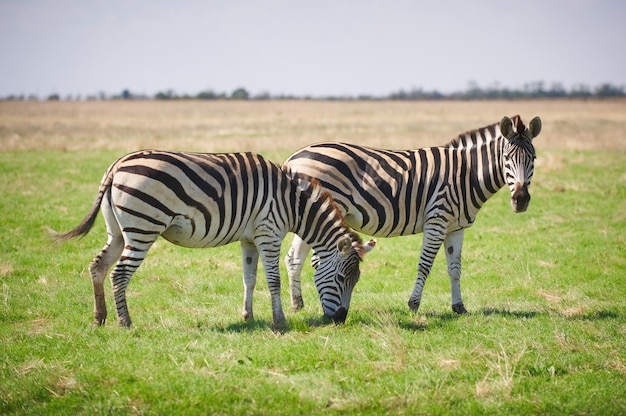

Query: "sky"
<box><xmin>0</xmin><ymin>0</ymin><xmax>624</xmax><ymax>98</ymax></box>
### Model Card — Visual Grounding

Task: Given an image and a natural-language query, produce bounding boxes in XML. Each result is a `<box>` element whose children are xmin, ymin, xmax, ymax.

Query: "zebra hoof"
<box><xmin>452</xmin><ymin>302</ymin><xmax>468</xmax><ymax>314</ymax></box>
<box><xmin>242</xmin><ymin>310</ymin><xmax>253</xmax><ymax>321</ymax></box>
<box><xmin>408</xmin><ymin>298</ymin><xmax>420</xmax><ymax>312</ymax></box>
<box><xmin>93</xmin><ymin>312</ymin><xmax>107</xmax><ymax>326</ymax></box>
<box><xmin>271</xmin><ymin>320</ymin><xmax>287</xmax><ymax>333</ymax></box>
<box><xmin>118</xmin><ymin>318</ymin><xmax>132</xmax><ymax>327</ymax></box>
<box><xmin>291</xmin><ymin>296</ymin><xmax>305</xmax><ymax>311</ymax></box>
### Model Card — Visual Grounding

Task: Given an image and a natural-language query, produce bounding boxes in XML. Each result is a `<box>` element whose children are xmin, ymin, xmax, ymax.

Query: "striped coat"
<box><xmin>283</xmin><ymin>116</ymin><xmax>542</xmax><ymax>313</ymax></box>
<box><xmin>52</xmin><ymin>150</ymin><xmax>367</xmax><ymax>327</ymax></box>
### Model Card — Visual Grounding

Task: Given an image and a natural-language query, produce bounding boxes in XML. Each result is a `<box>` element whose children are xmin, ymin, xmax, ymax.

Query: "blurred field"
<box><xmin>1</xmin><ymin>99</ymin><xmax>625</xmax><ymax>155</ymax></box>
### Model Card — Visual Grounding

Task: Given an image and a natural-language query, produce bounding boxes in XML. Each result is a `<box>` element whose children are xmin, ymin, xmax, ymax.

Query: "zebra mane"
<box><xmin>445</xmin><ymin>115</ymin><xmax>522</xmax><ymax>149</ymax></box>
<box><xmin>308</xmin><ymin>182</ymin><xmax>364</xmax><ymax>248</ymax></box>
<box><xmin>282</xmin><ymin>166</ymin><xmax>364</xmax><ymax>249</ymax></box>
<box><xmin>302</xmin><ymin>177</ymin><xmax>343</xmax><ymax>221</ymax></box>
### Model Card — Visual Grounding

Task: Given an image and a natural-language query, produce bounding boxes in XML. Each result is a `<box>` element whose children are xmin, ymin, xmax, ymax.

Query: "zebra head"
<box><xmin>500</xmin><ymin>115</ymin><xmax>542</xmax><ymax>213</ymax></box>
<box><xmin>313</xmin><ymin>232</ymin><xmax>368</xmax><ymax>324</ymax></box>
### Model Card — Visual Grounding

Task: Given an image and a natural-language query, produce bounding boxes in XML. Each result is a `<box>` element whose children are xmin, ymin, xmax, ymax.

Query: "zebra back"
<box><xmin>283</xmin><ymin>115</ymin><xmax>539</xmax><ymax>237</ymax></box>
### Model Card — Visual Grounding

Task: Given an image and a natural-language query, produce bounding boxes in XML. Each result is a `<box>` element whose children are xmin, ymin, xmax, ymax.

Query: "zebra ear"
<box><xmin>500</xmin><ymin>116</ymin><xmax>515</xmax><ymax>140</ymax></box>
<box><xmin>337</xmin><ymin>235</ymin><xmax>352</xmax><ymax>256</ymax></box>
<box><xmin>363</xmin><ymin>239</ymin><xmax>376</xmax><ymax>253</ymax></box>
<box><xmin>529</xmin><ymin>116</ymin><xmax>542</xmax><ymax>139</ymax></box>
<box><xmin>353</xmin><ymin>239</ymin><xmax>376</xmax><ymax>260</ymax></box>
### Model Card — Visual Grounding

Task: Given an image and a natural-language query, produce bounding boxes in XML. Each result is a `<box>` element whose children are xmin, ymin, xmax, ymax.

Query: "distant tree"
<box><xmin>47</xmin><ymin>93</ymin><xmax>60</xmax><ymax>101</ymax></box>
<box><xmin>524</xmin><ymin>81</ymin><xmax>546</xmax><ymax>97</ymax></box>
<box><xmin>547</xmin><ymin>82</ymin><xmax>567</xmax><ymax>98</ymax></box>
<box><xmin>197</xmin><ymin>90</ymin><xmax>218</xmax><ymax>100</ymax></box>
<box><xmin>595</xmin><ymin>83</ymin><xmax>624</xmax><ymax>97</ymax></box>
<box><xmin>230</xmin><ymin>88</ymin><xmax>249</xmax><ymax>100</ymax></box>
<box><xmin>122</xmin><ymin>89</ymin><xmax>132</xmax><ymax>99</ymax></box>
<box><xmin>155</xmin><ymin>90</ymin><xmax>175</xmax><ymax>100</ymax></box>
<box><xmin>253</xmin><ymin>91</ymin><xmax>271</xmax><ymax>100</ymax></box>
<box><xmin>465</xmin><ymin>81</ymin><xmax>483</xmax><ymax>99</ymax></box>
<box><xmin>570</xmin><ymin>84</ymin><xmax>592</xmax><ymax>98</ymax></box>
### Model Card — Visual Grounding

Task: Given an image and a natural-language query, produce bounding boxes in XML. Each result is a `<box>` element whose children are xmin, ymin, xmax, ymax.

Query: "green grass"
<box><xmin>1</xmin><ymin>149</ymin><xmax>625</xmax><ymax>415</ymax></box>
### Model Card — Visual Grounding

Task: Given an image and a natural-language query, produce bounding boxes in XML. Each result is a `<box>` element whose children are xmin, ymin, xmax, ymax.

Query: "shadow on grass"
<box><xmin>198</xmin><ymin>307</ymin><xmax>624</xmax><ymax>334</ymax></box>
<box><xmin>478</xmin><ymin>307</ymin><xmax>623</xmax><ymax>321</ymax></box>
<box><xmin>345</xmin><ymin>307</ymin><xmax>463</xmax><ymax>332</ymax></box>
<box><xmin>208</xmin><ymin>314</ymin><xmax>337</xmax><ymax>334</ymax></box>
<box><xmin>217</xmin><ymin>319</ymin><xmax>274</xmax><ymax>333</ymax></box>
<box><xmin>478</xmin><ymin>307</ymin><xmax>543</xmax><ymax>319</ymax></box>
<box><xmin>563</xmin><ymin>309</ymin><xmax>623</xmax><ymax>321</ymax></box>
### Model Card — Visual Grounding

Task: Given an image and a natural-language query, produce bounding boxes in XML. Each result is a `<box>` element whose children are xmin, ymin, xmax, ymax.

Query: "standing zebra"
<box><xmin>51</xmin><ymin>150</ymin><xmax>368</xmax><ymax>327</ymax></box>
<box><xmin>284</xmin><ymin>115</ymin><xmax>541</xmax><ymax>314</ymax></box>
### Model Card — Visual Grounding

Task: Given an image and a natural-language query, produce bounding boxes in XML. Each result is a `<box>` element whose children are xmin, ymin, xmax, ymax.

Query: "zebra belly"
<box><xmin>160</xmin><ymin>215</ymin><xmax>242</xmax><ymax>248</ymax></box>
<box><xmin>341</xmin><ymin>203</ymin><xmax>425</xmax><ymax>237</ymax></box>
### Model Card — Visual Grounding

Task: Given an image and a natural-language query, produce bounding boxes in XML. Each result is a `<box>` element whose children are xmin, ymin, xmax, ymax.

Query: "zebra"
<box><xmin>283</xmin><ymin>115</ymin><xmax>542</xmax><ymax>314</ymax></box>
<box><xmin>51</xmin><ymin>150</ymin><xmax>369</xmax><ymax>327</ymax></box>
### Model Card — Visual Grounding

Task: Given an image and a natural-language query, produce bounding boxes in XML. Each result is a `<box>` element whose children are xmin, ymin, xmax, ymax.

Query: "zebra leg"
<box><xmin>408</xmin><ymin>223</ymin><xmax>446</xmax><ymax>312</ymax></box>
<box><xmin>109</xmin><ymin>239</ymin><xmax>155</xmax><ymax>327</ymax></box>
<box><xmin>444</xmin><ymin>229</ymin><xmax>468</xmax><ymax>314</ymax></box>
<box><xmin>259</xmin><ymin>240</ymin><xmax>286</xmax><ymax>327</ymax></box>
<box><xmin>284</xmin><ymin>235</ymin><xmax>311</xmax><ymax>311</ymax></box>
<box><xmin>88</xmin><ymin>198</ymin><xmax>124</xmax><ymax>325</ymax></box>
<box><xmin>88</xmin><ymin>234</ymin><xmax>124</xmax><ymax>325</ymax></box>
<box><xmin>240</xmin><ymin>241</ymin><xmax>259</xmax><ymax>321</ymax></box>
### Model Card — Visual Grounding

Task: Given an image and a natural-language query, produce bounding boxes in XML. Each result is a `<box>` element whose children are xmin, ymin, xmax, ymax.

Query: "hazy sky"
<box><xmin>1</xmin><ymin>0</ymin><xmax>624</xmax><ymax>98</ymax></box>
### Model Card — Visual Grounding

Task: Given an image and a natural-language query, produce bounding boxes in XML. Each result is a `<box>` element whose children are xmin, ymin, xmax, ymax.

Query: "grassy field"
<box><xmin>1</xmin><ymin>100</ymin><xmax>625</xmax><ymax>415</ymax></box>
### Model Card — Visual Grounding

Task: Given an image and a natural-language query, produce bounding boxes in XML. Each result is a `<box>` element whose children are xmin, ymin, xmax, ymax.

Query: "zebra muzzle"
<box><xmin>511</xmin><ymin>183</ymin><xmax>530</xmax><ymax>213</ymax></box>
<box><xmin>326</xmin><ymin>307</ymin><xmax>348</xmax><ymax>324</ymax></box>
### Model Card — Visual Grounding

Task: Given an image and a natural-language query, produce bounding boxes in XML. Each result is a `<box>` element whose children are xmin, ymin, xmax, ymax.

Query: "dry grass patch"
<box><xmin>475</xmin><ymin>343</ymin><xmax>527</xmax><ymax>399</ymax></box>
<box><xmin>2</xmin><ymin>99</ymin><xmax>625</xmax><ymax>153</ymax></box>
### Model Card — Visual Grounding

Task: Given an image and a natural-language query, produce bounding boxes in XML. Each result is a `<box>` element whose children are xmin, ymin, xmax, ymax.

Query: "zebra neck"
<box><xmin>291</xmin><ymin>187</ymin><xmax>345</xmax><ymax>253</ymax></box>
<box><xmin>466</xmin><ymin>136</ymin><xmax>507</xmax><ymax>206</ymax></box>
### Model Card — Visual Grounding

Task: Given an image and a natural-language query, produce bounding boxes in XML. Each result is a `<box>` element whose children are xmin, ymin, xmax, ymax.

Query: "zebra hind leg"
<box><xmin>109</xmin><ymin>238</ymin><xmax>156</xmax><ymax>327</ymax></box>
<box><xmin>408</xmin><ymin>224</ymin><xmax>446</xmax><ymax>312</ymax></box>
<box><xmin>89</xmin><ymin>235</ymin><xmax>124</xmax><ymax>325</ymax></box>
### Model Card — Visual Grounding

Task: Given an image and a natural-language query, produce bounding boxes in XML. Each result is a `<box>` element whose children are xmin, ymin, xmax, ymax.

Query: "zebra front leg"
<box><xmin>285</xmin><ymin>235</ymin><xmax>311</xmax><ymax>311</ymax></box>
<box><xmin>259</xmin><ymin>241</ymin><xmax>286</xmax><ymax>327</ymax></box>
<box><xmin>444</xmin><ymin>229</ymin><xmax>467</xmax><ymax>314</ymax></box>
<box><xmin>408</xmin><ymin>224</ymin><xmax>446</xmax><ymax>312</ymax></box>
<box><xmin>240</xmin><ymin>241</ymin><xmax>259</xmax><ymax>321</ymax></box>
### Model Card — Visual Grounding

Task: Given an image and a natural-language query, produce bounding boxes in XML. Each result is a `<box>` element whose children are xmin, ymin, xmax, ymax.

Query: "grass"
<box><xmin>1</xmin><ymin>100</ymin><xmax>625</xmax><ymax>414</ymax></box>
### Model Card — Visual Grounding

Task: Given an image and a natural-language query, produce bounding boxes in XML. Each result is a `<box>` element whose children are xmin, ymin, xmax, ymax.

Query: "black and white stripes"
<box><xmin>284</xmin><ymin>115</ymin><xmax>542</xmax><ymax>313</ymax></box>
<box><xmin>53</xmin><ymin>150</ymin><xmax>367</xmax><ymax>327</ymax></box>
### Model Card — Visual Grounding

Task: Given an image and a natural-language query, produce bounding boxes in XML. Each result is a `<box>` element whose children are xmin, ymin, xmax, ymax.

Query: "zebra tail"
<box><xmin>48</xmin><ymin>167</ymin><xmax>114</xmax><ymax>242</ymax></box>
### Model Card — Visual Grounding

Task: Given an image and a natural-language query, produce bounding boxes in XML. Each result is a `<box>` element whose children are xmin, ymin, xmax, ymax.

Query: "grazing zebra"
<box><xmin>51</xmin><ymin>150</ymin><xmax>368</xmax><ymax>327</ymax></box>
<box><xmin>284</xmin><ymin>115</ymin><xmax>542</xmax><ymax>314</ymax></box>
